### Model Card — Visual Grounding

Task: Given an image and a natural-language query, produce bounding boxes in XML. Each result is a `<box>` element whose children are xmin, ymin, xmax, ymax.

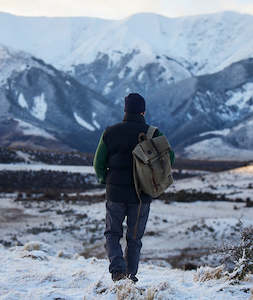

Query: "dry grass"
<box><xmin>112</xmin><ymin>279</ymin><xmax>171</xmax><ymax>300</ymax></box>
<box><xmin>115</xmin><ymin>280</ymin><xmax>139</xmax><ymax>300</ymax></box>
<box><xmin>145</xmin><ymin>287</ymin><xmax>156</xmax><ymax>300</ymax></box>
<box><xmin>194</xmin><ymin>265</ymin><xmax>224</xmax><ymax>282</ymax></box>
<box><xmin>23</xmin><ymin>241</ymin><xmax>41</xmax><ymax>251</ymax></box>
<box><xmin>249</xmin><ymin>288</ymin><xmax>253</xmax><ymax>300</ymax></box>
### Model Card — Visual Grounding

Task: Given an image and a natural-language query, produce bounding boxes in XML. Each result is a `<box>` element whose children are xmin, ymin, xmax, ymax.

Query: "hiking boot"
<box><xmin>111</xmin><ymin>272</ymin><xmax>127</xmax><ymax>282</ymax></box>
<box><xmin>128</xmin><ymin>274</ymin><xmax>138</xmax><ymax>283</ymax></box>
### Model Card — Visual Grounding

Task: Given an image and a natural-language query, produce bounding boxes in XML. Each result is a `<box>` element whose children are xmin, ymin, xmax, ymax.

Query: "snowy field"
<box><xmin>171</xmin><ymin>165</ymin><xmax>253</xmax><ymax>201</ymax></box>
<box><xmin>1</xmin><ymin>242</ymin><xmax>253</xmax><ymax>300</ymax></box>
<box><xmin>0</xmin><ymin>164</ymin><xmax>95</xmax><ymax>174</ymax></box>
<box><xmin>0</xmin><ymin>165</ymin><xmax>253</xmax><ymax>299</ymax></box>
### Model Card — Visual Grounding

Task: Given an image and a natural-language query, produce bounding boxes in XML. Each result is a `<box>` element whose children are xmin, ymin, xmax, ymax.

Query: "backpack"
<box><xmin>132</xmin><ymin>126</ymin><xmax>174</xmax><ymax>199</ymax></box>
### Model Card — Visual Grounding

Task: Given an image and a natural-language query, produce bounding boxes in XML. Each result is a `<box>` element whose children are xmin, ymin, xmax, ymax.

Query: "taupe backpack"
<box><xmin>132</xmin><ymin>126</ymin><xmax>174</xmax><ymax>199</ymax></box>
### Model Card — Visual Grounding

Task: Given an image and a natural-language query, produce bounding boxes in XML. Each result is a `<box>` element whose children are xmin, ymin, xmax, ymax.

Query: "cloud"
<box><xmin>160</xmin><ymin>0</ymin><xmax>253</xmax><ymax>17</ymax></box>
<box><xmin>0</xmin><ymin>0</ymin><xmax>161</xmax><ymax>19</ymax></box>
<box><xmin>0</xmin><ymin>0</ymin><xmax>253</xmax><ymax>18</ymax></box>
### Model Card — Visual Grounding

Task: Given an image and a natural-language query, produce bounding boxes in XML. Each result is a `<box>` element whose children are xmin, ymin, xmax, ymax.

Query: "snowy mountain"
<box><xmin>0</xmin><ymin>45</ymin><xmax>120</xmax><ymax>151</ymax></box>
<box><xmin>1</xmin><ymin>12</ymin><xmax>253</xmax><ymax>158</ymax></box>
<box><xmin>2</xmin><ymin>11</ymin><xmax>253</xmax><ymax>103</ymax></box>
<box><xmin>1</xmin><ymin>11</ymin><xmax>253</xmax><ymax>75</ymax></box>
<box><xmin>150</xmin><ymin>58</ymin><xmax>253</xmax><ymax>159</ymax></box>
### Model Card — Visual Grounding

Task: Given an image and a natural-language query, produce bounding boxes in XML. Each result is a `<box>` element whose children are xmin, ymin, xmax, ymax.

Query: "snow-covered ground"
<box><xmin>1</xmin><ymin>194</ymin><xmax>252</xmax><ymax>261</ymax></box>
<box><xmin>1</xmin><ymin>165</ymin><xmax>253</xmax><ymax>299</ymax></box>
<box><xmin>184</xmin><ymin>137</ymin><xmax>253</xmax><ymax>161</ymax></box>
<box><xmin>0</xmin><ymin>163</ymin><xmax>95</xmax><ymax>174</ymax></box>
<box><xmin>1</xmin><ymin>242</ymin><xmax>252</xmax><ymax>300</ymax></box>
<box><xmin>171</xmin><ymin>165</ymin><xmax>253</xmax><ymax>201</ymax></box>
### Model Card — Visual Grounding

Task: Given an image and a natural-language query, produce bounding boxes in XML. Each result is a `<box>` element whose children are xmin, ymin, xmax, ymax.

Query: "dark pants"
<box><xmin>104</xmin><ymin>200</ymin><xmax>150</xmax><ymax>275</ymax></box>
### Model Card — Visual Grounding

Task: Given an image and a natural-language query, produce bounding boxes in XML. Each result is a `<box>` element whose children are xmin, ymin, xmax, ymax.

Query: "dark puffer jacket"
<box><xmin>93</xmin><ymin>113</ymin><xmax>175</xmax><ymax>202</ymax></box>
<box><xmin>104</xmin><ymin>113</ymin><xmax>153</xmax><ymax>185</ymax></box>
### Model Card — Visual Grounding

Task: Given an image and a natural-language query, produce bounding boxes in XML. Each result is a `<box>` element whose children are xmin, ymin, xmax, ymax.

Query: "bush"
<box><xmin>196</xmin><ymin>227</ymin><xmax>253</xmax><ymax>283</ymax></box>
<box><xmin>224</xmin><ymin>226</ymin><xmax>253</xmax><ymax>281</ymax></box>
<box><xmin>217</xmin><ymin>226</ymin><xmax>253</xmax><ymax>281</ymax></box>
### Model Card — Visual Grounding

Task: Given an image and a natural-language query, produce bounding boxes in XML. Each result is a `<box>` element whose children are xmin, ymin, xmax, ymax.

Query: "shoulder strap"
<box><xmin>146</xmin><ymin>126</ymin><xmax>157</xmax><ymax>139</ymax></box>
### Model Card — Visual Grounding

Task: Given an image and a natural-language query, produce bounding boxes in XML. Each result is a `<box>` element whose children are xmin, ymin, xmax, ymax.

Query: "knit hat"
<box><xmin>124</xmin><ymin>93</ymin><xmax>145</xmax><ymax>114</ymax></box>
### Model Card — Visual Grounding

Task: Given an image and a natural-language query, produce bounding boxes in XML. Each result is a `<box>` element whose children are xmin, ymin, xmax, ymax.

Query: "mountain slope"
<box><xmin>183</xmin><ymin>116</ymin><xmax>253</xmax><ymax>160</ymax></box>
<box><xmin>145</xmin><ymin>58</ymin><xmax>253</xmax><ymax>159</ymax></box>
<box><xmin>0</xmin><ymin>45</ymin><xmax>120</xmax><ymax>151</ymax></box>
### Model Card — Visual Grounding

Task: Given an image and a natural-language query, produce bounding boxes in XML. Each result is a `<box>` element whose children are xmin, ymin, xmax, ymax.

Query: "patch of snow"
<box><xmin>138</xmin><ymin>71</ymin><xmax>145</xmax><ymax>81</ymax></box>
<box><xmin>93</xmin><ymin>120</ymin><xmax>101</xmax><ymax>129</ymax></box>
<box><xmin>31</xmin><ymin>93</ymin><xmax>47</xmax><ymax>121</ymax></box>
<box><xmin>15</xmin><ymin>151</ymin><xmax>32</xmax><ymax>163</ymax></box>
<box><xmin>199</xmin><ymin>128</ymin><xmax>231</xmax><ymax>137</ymax></box>
<box><xmin>232</xmin><ymin>116</ymin><xmax>253</xmax><ymax>131</ymax></box>
<box><xmin>118</xmin><ymin>68</ymin><xmax>125</xmax><ymax>79</ymax></box>
<box><xmin>91</xmin><ymin>112</ymin><xmax>100</xmax><ymax>129</ymax></box>
<box><xmin>18</xmin><ymin>93</ymin><xmax>29</xmax><ymax>109</ymax></box>
<box><xmin>103</xmin><ymin>81</ymin><xmax>114</xmax><ymax>95</ymax></box>
<box><xmin>14</xmin><ymin>118</ymin><xmax>56</xmax><ymax>140</ymax></box>
<box><xmin>226</xmin><ymin>83</ymin><xmax>253</xmax><ymax>109</ymax></box>
<box><xmin>73</xmin><ymin>112</ymin><xmax>95</xmax><ymax>131</ymax></box>
<box><xmin>184</xmin><ymin>137</ymin><xmax>253</xmax><ymax>161</ymax></box>
<box><xmin>186</xmin><ymin>113</ymin><xmax>192</xmax><ymax>120</ymax></box>
<box><xmin>89</xmin><ymin>73</ymin><xmax>98</xmax><ymax>83</ymax></box>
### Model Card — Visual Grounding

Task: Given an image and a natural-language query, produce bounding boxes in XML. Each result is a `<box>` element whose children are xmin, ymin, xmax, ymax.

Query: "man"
<box><xmin>93</xmin><ymin>93</ymin><xmax>174</xmax><ymax>282</ymax></box>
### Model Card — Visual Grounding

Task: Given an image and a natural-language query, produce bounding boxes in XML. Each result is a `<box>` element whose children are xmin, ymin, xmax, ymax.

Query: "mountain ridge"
<box><xmin>1</xmin><ymin>11</ymin><xmax>253</xmax><ymax>74</ymax></box>
<box><xmin>0</xmin><ymin>12</ymin><xmax>253</xmax><ymax>159</ymax></box>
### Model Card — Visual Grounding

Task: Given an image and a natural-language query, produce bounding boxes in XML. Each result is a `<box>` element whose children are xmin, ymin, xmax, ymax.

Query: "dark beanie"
<box><xmin>124</xmin><ymin>93</ymin><xmax>145</xmax><ymax>114</ymax></box>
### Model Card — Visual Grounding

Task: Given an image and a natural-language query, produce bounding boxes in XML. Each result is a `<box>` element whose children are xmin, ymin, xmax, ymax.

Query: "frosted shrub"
<box><xmin>211</xmin><ymin>226</ymin><xmax>253</xmax><ymax>282</ymax></box>
<box><xmin>195</xmin><ymin>227</ymin><xmax>253</xmax><ymax>283</ymax></box>
<box><xmin>223</xmin><ymin>226</ymin><xmax>253</xmax><ymax>281</ymax></box>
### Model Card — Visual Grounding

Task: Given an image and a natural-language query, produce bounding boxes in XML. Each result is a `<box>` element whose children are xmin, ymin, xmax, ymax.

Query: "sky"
<box><xmin>0</xmin><ymin>0</ymin><xmax>253</xmax><ymax>19</ymax></box>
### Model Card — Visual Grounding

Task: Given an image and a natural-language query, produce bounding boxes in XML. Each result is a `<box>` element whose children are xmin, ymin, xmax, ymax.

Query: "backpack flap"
<box><xmin>152</xmin><ymin>135</ymin><xmax>171</xmax><ymax>153</ymax></box>
<box><xmin>132</xmin><ymin>143</ymin><xmax>150</xmax><ymax>163</ymax></box>
<box><xmin>132</xmin><ymin>136</ymin><xmax>170</xmax><ymax>164</ymax></box>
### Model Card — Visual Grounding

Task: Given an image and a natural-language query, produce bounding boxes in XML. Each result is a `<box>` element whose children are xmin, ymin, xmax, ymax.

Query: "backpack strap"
<box><xmin>146</xmin><ymin>126</ymin><xmax>157</xmax><ymax>139</ymax></box>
